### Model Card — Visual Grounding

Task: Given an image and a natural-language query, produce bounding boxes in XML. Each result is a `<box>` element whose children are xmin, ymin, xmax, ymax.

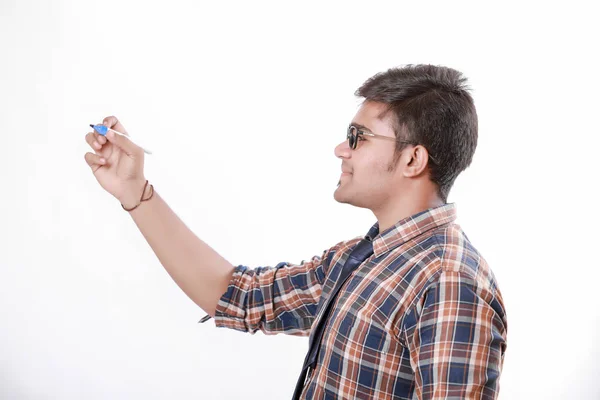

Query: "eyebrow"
<box><xmin>350</xmin><ymin>122</ymin><xmax>374</xmax><ymax>134</ymax></box>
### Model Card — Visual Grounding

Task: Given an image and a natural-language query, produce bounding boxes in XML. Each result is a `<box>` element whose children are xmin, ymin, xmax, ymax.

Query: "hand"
<box><xmin>84</xmin><ymin>116</ymin><xmax>147</xmax><ymax>208</ymax></box>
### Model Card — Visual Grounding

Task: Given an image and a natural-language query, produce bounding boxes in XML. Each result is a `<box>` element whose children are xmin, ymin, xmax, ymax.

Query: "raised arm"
<box><xmin>128</xmin><ymin>190</ymin><xmax>235</xmax><ymax>317</ymax></box>
<box><xmin>84</xmin><ymin>116</ymin><xmax>235</xmax><ymax>317</ymax></box>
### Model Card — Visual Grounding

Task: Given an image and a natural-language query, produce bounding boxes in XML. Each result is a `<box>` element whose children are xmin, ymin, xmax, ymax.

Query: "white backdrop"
<box><xmin>1</xmin><ymin>1</ymin><xmax>599</xmax><ymax>399</ymax></box>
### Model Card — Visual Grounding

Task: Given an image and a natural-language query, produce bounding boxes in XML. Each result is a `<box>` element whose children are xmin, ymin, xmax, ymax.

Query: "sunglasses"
<box><xmin>346</xmin><ymin>124</ymin><xmax>438</xmax><ymax>164</ymax></box>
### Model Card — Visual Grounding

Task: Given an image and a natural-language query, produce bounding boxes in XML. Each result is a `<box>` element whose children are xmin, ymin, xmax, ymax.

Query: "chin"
<box><xmin>333</xmin><ymin>186</ymin><xmax>351</xmax><ymax>205</ymax></box>
<box><xmin>333</xmin><ymin>186</ymin><xmax>344</xmax><ymax>202</ymax></box>
<box><xmin>334</xmin><ymin>187</ymin><xmax>374</xmax><ymax>210</ymax></box>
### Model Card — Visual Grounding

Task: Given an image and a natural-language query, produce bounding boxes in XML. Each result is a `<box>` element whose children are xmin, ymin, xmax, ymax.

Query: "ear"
<box><xmin>402</xmin><ymin>145</ymin><xmax>431</xmax><ymax>178</ymax></box>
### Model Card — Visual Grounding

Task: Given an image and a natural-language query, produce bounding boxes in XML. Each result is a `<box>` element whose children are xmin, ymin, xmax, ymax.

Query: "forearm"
<box><xmin>127</xmin><ymin>187</ymin><xmax>235</xmax><ymax>317</ymax></box>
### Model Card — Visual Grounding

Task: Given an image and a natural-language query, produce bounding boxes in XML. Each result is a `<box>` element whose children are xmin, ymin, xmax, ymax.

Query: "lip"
<box><xmin>341</xmin><ymin>172</ymin><xmax>352</xmax><ymax>176</ymax></box>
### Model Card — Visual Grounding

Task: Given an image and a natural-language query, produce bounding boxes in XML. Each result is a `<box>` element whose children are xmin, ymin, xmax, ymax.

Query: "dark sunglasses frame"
<box><xmin>346</xmin><ymin>125</ymin><xmax>438</xmax><ymax>164</ymax></box>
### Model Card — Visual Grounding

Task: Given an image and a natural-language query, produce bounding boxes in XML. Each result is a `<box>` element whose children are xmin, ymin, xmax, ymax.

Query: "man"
<box><xmin>84</xmin><ymin>64</ymin><xmax>507</xmax><ymax>399</ymax></box>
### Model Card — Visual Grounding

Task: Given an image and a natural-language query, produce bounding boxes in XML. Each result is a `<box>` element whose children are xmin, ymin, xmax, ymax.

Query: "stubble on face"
<box><xmin>333</xmin><ymin>101</ymin><xmax>401</xmax><ymax>207</ymax></box>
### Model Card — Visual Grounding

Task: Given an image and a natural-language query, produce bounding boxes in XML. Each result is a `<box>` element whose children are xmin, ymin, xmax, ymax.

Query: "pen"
<box><xmin>89</xmin><ymin>124</ymin><xmax>153</xmax><ymax>155</ymax></box>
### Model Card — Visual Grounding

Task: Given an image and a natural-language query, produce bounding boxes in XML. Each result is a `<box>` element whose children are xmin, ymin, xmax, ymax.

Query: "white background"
<box><xmin>1</xmin><ymin>1</ymin><xmax>599</xmax><ymax>399</ymax></box>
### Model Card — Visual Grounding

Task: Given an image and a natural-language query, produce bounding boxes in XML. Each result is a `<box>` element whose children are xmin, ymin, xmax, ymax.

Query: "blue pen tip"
<box><xmin>90</xmin><ymin>124</ymin><xmax>108</xmax><ymax>136</ymax></box>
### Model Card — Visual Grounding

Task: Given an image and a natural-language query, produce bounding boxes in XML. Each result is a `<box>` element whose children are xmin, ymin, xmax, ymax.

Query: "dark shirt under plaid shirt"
<box><xmin>205</xmin><ymin>203</ymin><xmax>507</xmax><ymax>399</ymax></box>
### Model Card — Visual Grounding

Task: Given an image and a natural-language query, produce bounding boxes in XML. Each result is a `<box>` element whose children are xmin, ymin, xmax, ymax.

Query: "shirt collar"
<box><xmin>365</xmin><ymin>203</ymin><xmax>457</xmax><ymax>257</ymax></box>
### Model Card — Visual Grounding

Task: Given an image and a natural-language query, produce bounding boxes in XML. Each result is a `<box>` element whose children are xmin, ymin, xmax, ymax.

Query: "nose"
<box><xmin>334</xmin><ymin>140</ymin><xmax>351</xmax><ymax>159</ymax></box>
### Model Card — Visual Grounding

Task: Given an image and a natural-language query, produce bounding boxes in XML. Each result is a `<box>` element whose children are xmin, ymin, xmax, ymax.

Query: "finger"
<box><xmin>88</xmin><ymin>129</ymin><xmax>107</xmax><ymax>145</ymax></box>
<box><xmin>86</xmin><ymin>132</ymin><xmax>103</xmax><ymax>151</ymax></box>
<box><xmin>105</xmin><ymin>129</ymin><xmax>140</xmax><ymax>157</ymax></box>
<box><xmin>102</xmin><ymin>115</ymin><xmax>128</xmax><ymax>135</ymax></box>
<box><xmin>84</xmin><ymin>152</ymin><xmax>106</xmax><ymax>168</ymax></box>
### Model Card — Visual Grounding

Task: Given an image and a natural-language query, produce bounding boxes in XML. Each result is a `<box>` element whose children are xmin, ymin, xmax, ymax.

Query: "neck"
<box><xmin>373</xmin><ymin>190</ymin><xmax>444</xmax><ymax>233</ymax></box>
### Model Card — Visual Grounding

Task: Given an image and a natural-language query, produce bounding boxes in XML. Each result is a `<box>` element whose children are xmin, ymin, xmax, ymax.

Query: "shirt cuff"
<box><xmin>198</xmin><ymin>265</ymin><xmax>251</xmax><ymax>332</ymax></box>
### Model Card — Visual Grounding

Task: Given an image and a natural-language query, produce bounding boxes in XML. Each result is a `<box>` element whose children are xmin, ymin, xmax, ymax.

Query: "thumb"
<box><xmin>105</xmin><ymin>129</ymin><xmax>140</xmax><ymax>157</ymax></box>
<box><xmin>102</xmin><ymin>115</ymin><xmax>127</xmax><ymax>134</ymax></box>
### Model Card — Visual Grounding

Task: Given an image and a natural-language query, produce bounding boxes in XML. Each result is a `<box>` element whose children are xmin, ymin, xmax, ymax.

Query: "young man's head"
<box><xmin>334</xmin><ymin>64</ymin><xmax>478</xmax><ymax>219</ymax></box>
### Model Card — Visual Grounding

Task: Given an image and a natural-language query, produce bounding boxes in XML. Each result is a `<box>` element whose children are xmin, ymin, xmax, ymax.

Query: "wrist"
<box><xmin>119</xmin><ymin>179</ymin><xmax>149</xmax><ymax>210</ymax></box>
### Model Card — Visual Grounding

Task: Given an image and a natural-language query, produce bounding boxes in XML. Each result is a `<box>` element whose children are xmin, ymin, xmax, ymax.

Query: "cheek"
<box><xmin>353</xmin><ymin>150</ymin><xmax>395</xmax><ymax>183</ymax></box>
<box><xmin>365</xmin><ymin>157</ymin><xmax>393</xmax><ymax>179</ymax></box>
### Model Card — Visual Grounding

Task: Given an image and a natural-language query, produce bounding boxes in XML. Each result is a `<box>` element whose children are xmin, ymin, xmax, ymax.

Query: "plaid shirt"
<box><xmin>207</xmin><ymin>203</ymin><xmax>507</xmax><ymax>399</ymax></box>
